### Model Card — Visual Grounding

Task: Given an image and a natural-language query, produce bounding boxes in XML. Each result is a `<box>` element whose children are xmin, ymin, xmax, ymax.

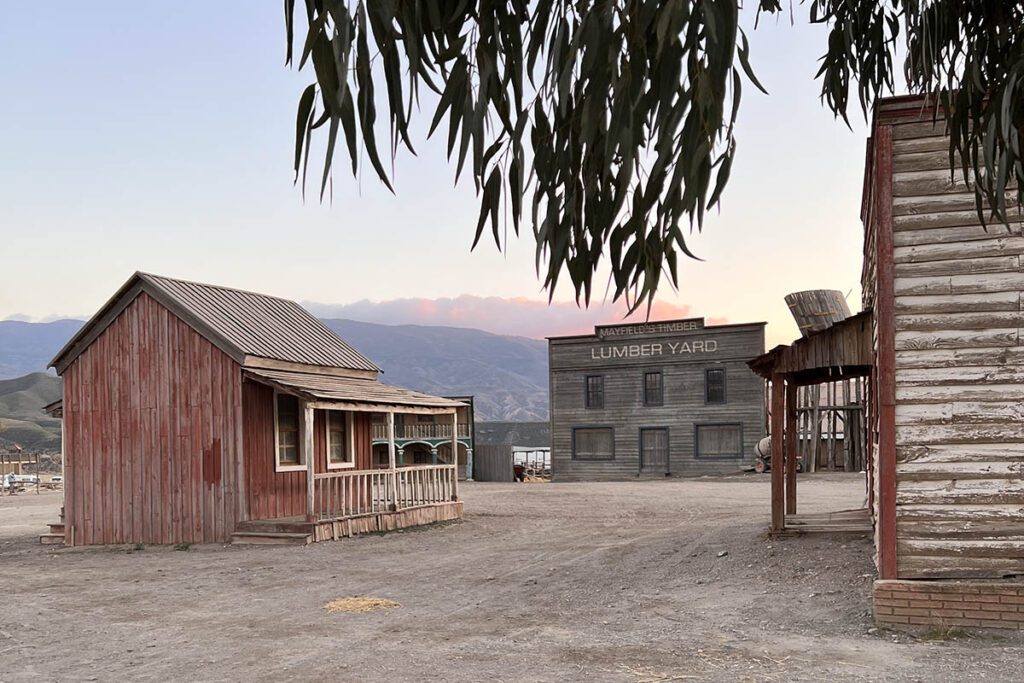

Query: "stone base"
<box><xmin>874</xmin><ymin>579</ymin><xmax>1024</xmax><ymax>630</ymax></box>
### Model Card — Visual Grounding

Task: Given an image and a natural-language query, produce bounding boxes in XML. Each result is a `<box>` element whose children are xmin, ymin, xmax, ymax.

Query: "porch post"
<box><xmin>451</xmin><ymin>410</ymin><xmax>459</xmax><ymax>500</ymax></box>
<box><xmin>303</xmin><ymin>402</ymin><xmax>315</xmax><ymax>523</ymax></box>
<box><xmin>770</xmin><ymin>374</ymin><xmax>785</xmax><ymax>532</ymax></box>
<box><xmin>387</xmin><ymin>412</ymin><xmax>397</xmax><ymax>471</ymax></box>
<box><xmin>785</xmin><ymin>379</ymin><xmax>798</xmax><ymax>516</ymax></box>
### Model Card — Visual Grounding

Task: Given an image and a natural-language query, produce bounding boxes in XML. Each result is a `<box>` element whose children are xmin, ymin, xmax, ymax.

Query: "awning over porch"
<box><xmin>243</xmin><ymin>367</ymin><xmax>465</xmax><ymax>414</ymax></box>
<box><xmin>748</xmin><ymin>309</ymin><xmax>873</xmax><ymax>385</ymax></box>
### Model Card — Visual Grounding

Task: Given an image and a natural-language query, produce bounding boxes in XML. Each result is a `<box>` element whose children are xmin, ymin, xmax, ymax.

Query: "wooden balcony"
<box><xmin>371</xmin><ymin>422</ymin><xmax>472</xmax><ymax>441</ymax></box>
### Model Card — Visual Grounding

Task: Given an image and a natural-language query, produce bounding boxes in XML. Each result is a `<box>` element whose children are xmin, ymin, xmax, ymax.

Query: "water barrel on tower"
<box><xmin>784</xmin><ymin>289</ymin><xmax>851</xmax><ymax>337</ymax></box>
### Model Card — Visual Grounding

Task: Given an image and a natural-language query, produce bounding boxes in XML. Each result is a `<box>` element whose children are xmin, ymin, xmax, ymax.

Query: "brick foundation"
<box><xmin>874</xmin><ymin>579</ymin><xmax>1024</xmax><ymax>630</ymax></box>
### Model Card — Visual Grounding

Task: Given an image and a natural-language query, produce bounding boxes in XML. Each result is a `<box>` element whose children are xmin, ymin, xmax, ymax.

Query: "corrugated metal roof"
<box><xmin>50</xmin><ymin>272</ymin><xmax>381</xmax><ymax>374</ymax></box>
<box><xmin>139</xmin><ymin>273</ymin><xmax>380</xmax><ymax>372</ymax></box>
<box><xmin>244</xmin><ymin>368</ymin><xmax>464</xmax><ymax>411</ymax></box>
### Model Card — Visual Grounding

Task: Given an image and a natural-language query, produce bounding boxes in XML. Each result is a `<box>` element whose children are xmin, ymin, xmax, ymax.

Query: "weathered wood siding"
<box><xmin>62</xmin><ymin>292</ymin><xmax>243</xmax><ymax>546</ymax></box>
<box><xmin>242</xmin><ymin>379</ymin><xmax>374</xmax><ymax>520</ymax></box>
<box><xmin>549</xmin><ymin>322</ymin><xmax>766</xmax><ymax>481</ymax></box>
<box><xmin>869</xmin><ymin>104</ymin><xmax>1024</xmax><ymax>579</ymax></box>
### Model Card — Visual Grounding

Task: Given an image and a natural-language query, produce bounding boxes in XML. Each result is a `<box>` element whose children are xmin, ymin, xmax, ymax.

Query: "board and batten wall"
<box><xmin>866</xmin><ymin>100</ymin><xmax>1024</xmax><ymax>579</ymax></box>
<box><xmin>548</xmin><ymin>322</ymin><xmax>766</xmax><ymax>481</ymax></box>
<box><xmin>62</xmin><ymin>292</ymin><xmax>244</xmax><ymax>546</ymax></box>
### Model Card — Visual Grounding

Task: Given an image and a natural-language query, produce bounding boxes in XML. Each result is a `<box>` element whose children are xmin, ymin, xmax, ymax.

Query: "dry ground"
<box><xmin>1</xmin><ymin>475</ymin><xmax>1022</xmax><ymax>682</ymax></box>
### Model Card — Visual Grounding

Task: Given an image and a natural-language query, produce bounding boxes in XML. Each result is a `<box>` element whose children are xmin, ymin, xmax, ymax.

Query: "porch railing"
<box><xmin>312</xmin><ymin>465</ymin><xmax>457</xmax><ymax>522</ymax></box>
<box><xmin>370</xmin><ymin>423</ymin><xmax>471</xmax><ymax>440</ymax></box>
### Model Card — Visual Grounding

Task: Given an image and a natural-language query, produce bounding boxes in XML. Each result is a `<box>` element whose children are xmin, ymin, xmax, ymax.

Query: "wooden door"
<box><xmin>640</xmin><ymin>428</ymin><xmax>669</xmax><ymax>474</ymax></box>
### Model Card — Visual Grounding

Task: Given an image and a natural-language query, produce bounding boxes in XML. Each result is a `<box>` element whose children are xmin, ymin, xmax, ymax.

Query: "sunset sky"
<box><xmin>0</xmin><ymin>3</ymin><xmax>871</xmax><ymax>347</ymax></box>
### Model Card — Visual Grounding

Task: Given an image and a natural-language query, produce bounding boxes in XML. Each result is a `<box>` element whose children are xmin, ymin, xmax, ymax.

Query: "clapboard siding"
<box><xmin>549</xmin><ymin>323</ymin><xmax>765</xmax><ymax>481</ymax></box>
<box><xmin>62</xmin><ymin>292</ymin><xmax>243</xmax><ymax>546</ymax></box>
<box><xmin>881</xmin><ymin>111</ymin><xmax>1024</xmax><ymax>579</ymax></box>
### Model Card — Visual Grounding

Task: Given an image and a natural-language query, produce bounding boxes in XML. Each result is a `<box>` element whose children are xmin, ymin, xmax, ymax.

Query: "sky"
<box><xmin>0</xmin><ymin>3</ymin><xmax>872</xmax><ymax>347</ymax></box>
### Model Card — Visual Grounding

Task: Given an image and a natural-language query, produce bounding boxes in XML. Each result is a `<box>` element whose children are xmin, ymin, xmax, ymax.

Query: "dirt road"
<box><xmin>1</xmin><ymin>475</ymin><xmax>1021</xmax><ymax>682</ymax></box>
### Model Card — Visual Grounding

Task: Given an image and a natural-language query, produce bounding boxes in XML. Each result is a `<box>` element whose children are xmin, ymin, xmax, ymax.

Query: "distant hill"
<box><xmin>0</xmin><ymin>372</ymin><xmax>62</xmax><ymax>451</ymax></box>
<box><xmin>0</xmin><ymin>319</ymin><xmax>82</xmax><ymax>378</ymax></box>
<box><xmin>0</xmin><ymin>317</ymin><xmax>549</xmax><ymax>422</ymax></box>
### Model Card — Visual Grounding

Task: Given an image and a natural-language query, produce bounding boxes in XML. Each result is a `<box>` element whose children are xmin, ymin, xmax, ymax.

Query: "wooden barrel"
<box><xmin>784</xmin><ymin>290</ymin><xmax>851</xmax><ymax>337</ymax></box>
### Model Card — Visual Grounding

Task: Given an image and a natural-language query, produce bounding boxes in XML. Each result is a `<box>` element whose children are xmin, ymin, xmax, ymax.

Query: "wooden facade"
<box><xmin>50</xmin><ymin>272</ymin><xmax>465</xmax><ymax>546</ymax></box>
<box><xmin>864</xmin><ymin>96</ymin><xmax>1024</xmax><ymax>580</ymax></box>
<box><xmin>548</xmin><ymin>319</ymin><xmax>766</xmax><ymax>481</ymax></box>
<box><xmin>62</xmin><ymin>292</ymin><xmax>244</xmax><ymax>545</ymax></box>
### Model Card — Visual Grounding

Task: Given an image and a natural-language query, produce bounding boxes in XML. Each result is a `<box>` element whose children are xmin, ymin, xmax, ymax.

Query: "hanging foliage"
<box><xmin>285</xmin><ymin>1</ymin><xmax>1024</xmax><ymax>311</ymax></box>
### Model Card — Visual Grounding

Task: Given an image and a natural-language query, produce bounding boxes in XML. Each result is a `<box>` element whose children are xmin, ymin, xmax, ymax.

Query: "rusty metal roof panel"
<box><xmin>244</xmin><ymin>368</ymin><xmax>464</xmax><ymax>411</ymax></box>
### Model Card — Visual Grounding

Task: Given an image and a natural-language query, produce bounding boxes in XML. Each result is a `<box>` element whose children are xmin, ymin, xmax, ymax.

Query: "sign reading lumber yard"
<box><xmin>590</xmin><ymin>339</ymin><xmax>719</xmax><ymax>360</ymax></box>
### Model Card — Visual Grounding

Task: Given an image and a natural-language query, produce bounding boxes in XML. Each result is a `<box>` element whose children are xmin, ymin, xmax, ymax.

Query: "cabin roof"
<box><xmin>49</xmin><ymin>272</ymin><xmax>381</xmax><ymax>375</ymax></box>
<box><xmin>244</xmin><ymin>368</ymin><xmax>464</xmax><ymax>414</ymax></box>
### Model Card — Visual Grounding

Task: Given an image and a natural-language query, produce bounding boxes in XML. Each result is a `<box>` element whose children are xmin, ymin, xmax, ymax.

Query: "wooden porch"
<box><xmin>232</xmin><ymin>464</ymin><xmax>461</xmax><ymax>545</ymax></box>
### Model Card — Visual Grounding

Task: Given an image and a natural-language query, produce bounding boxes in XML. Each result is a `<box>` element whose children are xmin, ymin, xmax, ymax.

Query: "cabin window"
<box><xmin>643</xmin><ymin>371</ymin><xmax>663</xmax><ymax>406</ymax></box>
<box><xmin>705</xmin><ymin>368</ymin><xmax>726</xmax><ymax>404</ymax></box>
<box><xmin>326</xmin><ymin>411</ymin><xmax>355</xmax><ymax>469</ymax></box>
<box><xmin>585</xmin><ymin>375</ymin><xmax>605</xmax><ymax>409</ymax></box>
<box><xmin>275</xmin><ymin>392</ymin><xmax>303</xmax><ymax>471</ymax></box>
<box><xmin>572</xmin><ymin>427</ymin><xmax>614</xmax><ymax>460</ymax></box>
<box><xmin>695</xmin><ymin>424</ymin><xmax>743</xmax><ymax>459</ymax></box>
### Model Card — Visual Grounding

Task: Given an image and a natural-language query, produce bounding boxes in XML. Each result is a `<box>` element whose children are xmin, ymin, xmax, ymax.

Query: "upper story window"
<box><xmin>585</xmin><ymin>375</ymin><xmax>605</xmax><ymax>409</ymax></box>
<box><xmin>275</xmin><ymin>392</ymin><xmax>303</xmax><ymax>471</ymax></box>
<box><xmin>705</xmin><ymin>368</ymin><xmax>726</xmax><ymax>404</ymax></box>
<box><xmin>643</xmin><ymin>371</ymin><xmax>663</xmax><ymax>406</ymax></box>
<box><xmin>327</xmin><ymin>410</ymin><xmax>354</xmax><ymax>469</ymax></box>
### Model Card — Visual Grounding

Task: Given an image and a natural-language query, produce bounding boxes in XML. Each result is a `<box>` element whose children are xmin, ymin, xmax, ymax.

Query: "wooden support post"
<box><xmin>785</xmin><ymin>380</ymin><xmax>798</xmax><ymax>516</ymax></box>
<box><xmin>809</xmin><ymin>384</ymin><xmax>821</xmax><ymax>473</ymax></box>
<box><xmin>303</xmin><ymin>402</ymin><xmax>315</xmax><ymax>522</ymax></box>
<box><xmin>451</xmin><ymin>410</ymin><xmax>459</xmax><ymax>500</ymax></box>
<box><xmin>770</xmin><ymin>375</ymin><xmax>785</xmax><ymax>532</ymax></box>
<box><xmin>387</xmin><ymin>412</ymin><xmax>397</xmax><ymax>510</ymax></box>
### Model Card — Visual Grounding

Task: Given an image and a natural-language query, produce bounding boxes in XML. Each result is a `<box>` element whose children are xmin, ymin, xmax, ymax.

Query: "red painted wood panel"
<box><xmin>61</xmin><ymin>292</ymin><xmax>242</xmax><ymax>545</ymax></box>
<box><xmin>242</xmin><ymin>379</ymin><xmax>375</xmax><ymax>520</ymax></box>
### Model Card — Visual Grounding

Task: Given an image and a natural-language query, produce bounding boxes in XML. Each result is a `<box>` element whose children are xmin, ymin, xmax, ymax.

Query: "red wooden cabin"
<box><xmin>46</xmin><ymin>272</ymin><xmax>464</xmax><ymax>546</ymax></box>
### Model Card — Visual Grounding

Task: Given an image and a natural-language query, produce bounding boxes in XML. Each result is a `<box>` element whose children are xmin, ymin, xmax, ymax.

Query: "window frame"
<box><xmin>584</xmin><ymin>375</ymin><xmax>605</xmax><ymax>409</ymax></box>
<box><xmin>571</xmin><ymin>426</ymin><xmax>615</xmax><ymax>461</ymax></box>
<box><xmin>704</xmin><ymin>368</ymin><xmax>727</xmax><ymax>405</ymax></box>
<box><xmin>274</xmin><ymin>390</ymin><xmax>305</xmax><ymax>472</ymax></box>
<box><xmin>639</xmin><ymin>426</ymin><xmax>670</xmax><ymax>470</ymax></box>
<box><xmin>642</xmin><ymin>370</ymin><xmax>664</xmax><ymax>406</ymax></box>
<box><xmin>325</xmin><ymin>410</ymin><xmax>356</xmax><ymax>470</ymax></box>
<box><xmin>694</xmin><ymin>422</ymin><xmax>744</xmax><ymax>460</ymax></box>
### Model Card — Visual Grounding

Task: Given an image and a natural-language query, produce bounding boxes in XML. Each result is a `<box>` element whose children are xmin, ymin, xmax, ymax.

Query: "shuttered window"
<box><xmin>640</xmin><ymin>428</ymin><xmax>669</xmax><ymax>467</ymax></box>
<box><xmin>695</xmin><ymin>424</ymin><xmax>743</xmax><ymax>458</ymax></box>
<box><xmin>573</xmin><ymin>427</ymin><xmax>614</xmax><ymax>460</ymax></box>
<box><xmin>705</xmin><ymin>368</ymin><xmax>726</xmax><ymax>404</ymax></box>
<box><xmin>327</xmin><ymin>410</ymin><xmax>354</xmax><ymax>469</ymax></box>
<box><xmin>643</xmin><ymin>371</ymin><xmax>663</xmax><ymax>406</ymax></box>
<box><xmin>585</xmin><ymin>375</ymin><xmax>605</xmax><ymax>408</ymax></box>
<box><xmin>275</xmin><ymin>393</ymin><xmax>302</xmax><ymax>469</ymax></box>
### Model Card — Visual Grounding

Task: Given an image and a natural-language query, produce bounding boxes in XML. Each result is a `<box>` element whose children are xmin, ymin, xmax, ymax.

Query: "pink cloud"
<box><xmin>304</xmin><ymin>295</ymin><xmax>710</xmax><ymax>339</ymax></box>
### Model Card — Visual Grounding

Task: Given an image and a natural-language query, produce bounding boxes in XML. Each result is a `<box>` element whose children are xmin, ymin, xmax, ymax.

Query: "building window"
<box><xmin>640</xmin><ymin>428</ymin><xmax>669</xmax><ymax>470</ymax></box>
<box><xmin>643</xmin><ymin>371</ymin><xmax>663</xmax><ymax>406</ymax></box>
<box><xmin>275</xmin><ymin>392</ymin><xmax>303</xmax><ymax>471</ymax></box>
<box><xmin>572</xmin><ymin>427</ymin><xmax>614</xmax><ymax>460</ymax></box>
<box><xmin>585</xmin><ymin>375</ymin><xmax>604</xmax><ymax>408</ymax></box>
<box><xmin>695</xmin><ymin>424</ymin><xmax>743</xmax><ymax>459</ymax></box>
<box><xmin>327</xmin><ymin>410</ymin><xmax>355</xmax><ymax>469</ymax></box>
<box><xmin>705</xmin><ymin>368</ymin><xmax>726</xmax><ymax>404</ymax></box>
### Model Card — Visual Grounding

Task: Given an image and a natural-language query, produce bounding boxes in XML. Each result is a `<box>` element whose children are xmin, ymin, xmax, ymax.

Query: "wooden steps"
<box><xmin>230</xmin><ymin>531</ymin><xmax>312</xmax><ymax>545</ymax></box>
<box><xmin>39</xmin><ymin>520</ymin><xmax>66</xmax><ymax>546</ymax></box>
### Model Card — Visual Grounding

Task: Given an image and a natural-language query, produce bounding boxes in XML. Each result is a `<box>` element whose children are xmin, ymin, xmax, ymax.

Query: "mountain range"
<box><xmin>0</xmin><ymin>317</ymin><xmax>549</xmax><ymax>430</ymax></box>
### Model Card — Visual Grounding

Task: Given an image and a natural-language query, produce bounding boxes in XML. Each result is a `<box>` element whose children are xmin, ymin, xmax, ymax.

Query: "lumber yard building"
<box><xmin>548</xmin><ymin>318</ymin><xmax>766</xmax><ymax>480</ymax></box>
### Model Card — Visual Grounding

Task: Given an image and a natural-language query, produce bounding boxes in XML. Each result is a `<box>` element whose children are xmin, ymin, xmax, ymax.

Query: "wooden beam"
<box><xmin>785</xmin><ymin>380</ymin><xmax>798</xmax><ymax>516</ymax></box>
<box><xmin>770</xmin><ymin>375</ymin><xmax>785</xmax><ymax>532</ymax></box>
<box><xmin>875</xmin><ymin>123</ymin><xmax>899</xmax><ymax>580</ymax></box>
<box><xmin>303</xmin><ymin>402</ymin><xmax>315</xmax><ymax>523</ymax></box>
